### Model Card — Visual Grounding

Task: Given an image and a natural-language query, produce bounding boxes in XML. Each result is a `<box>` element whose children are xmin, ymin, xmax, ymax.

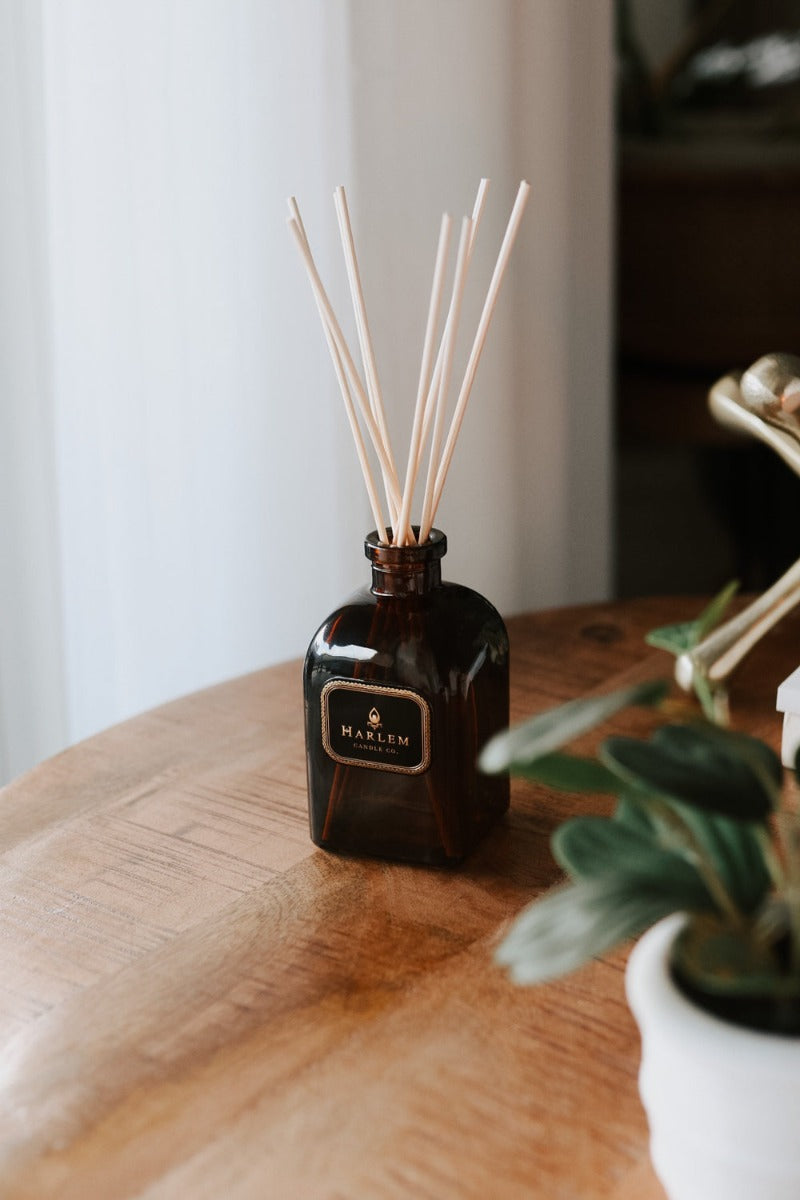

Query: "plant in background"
<box><xmin>645</xmin><ymin>579</ymin><xmax>739</xmax><ymax>722</ymax></box>
<box><xmin>480</xmin><ymin>593</ymin><xmax>800</xmax><ymax>1035</ymax></box>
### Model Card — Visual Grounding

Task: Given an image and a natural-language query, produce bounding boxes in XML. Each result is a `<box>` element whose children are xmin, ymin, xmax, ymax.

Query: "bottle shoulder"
<box><xmin>437</xmin><ymin>580</ymin><xmax>506</xmax><ymax>624</ymax></box>
<box><xmin>308</xmin><ymin>580</ymin><xmax>505</xmax><ymax>632</ymax></box>
<box><xmin>304</xmin><ymin>580</ymin><xmax>508</xmax><ymax>678</ymax></box>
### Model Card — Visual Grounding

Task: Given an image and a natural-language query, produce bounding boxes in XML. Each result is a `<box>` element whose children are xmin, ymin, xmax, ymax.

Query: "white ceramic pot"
<box><xmin>626</xmin><ymin>914</ymin><xmax>800</xmax><ymax>1200</ymax></box>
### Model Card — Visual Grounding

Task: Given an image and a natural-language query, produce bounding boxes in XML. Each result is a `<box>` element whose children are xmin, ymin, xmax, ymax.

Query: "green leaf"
<box><xmin>479</xmin><ymin>679</ymin><xmax>668</xmax><ymax>775</ymax></box>
<box><xmin>552</xmin><ymin>816</ymin><xmax>712</xmax><ymax>908</ymax></box>
<box><xmin>667</xmin><ymin>805</ymin><xmax>771</xmax><ymax>915</ymax></box>
<box><xmin>645</xmin><ymin>581</ymin><xmax>739</xmax><ymax>656</ymax></box>
<box><xmin>613</xmin><ymin>786</ymin><xmax>770</xmax><ymax>916</ymax></box>
<box><xmin>694</xmin><ymin>580</ymin><xmax>741</xmax><ymax>642</ymax></box>
<box><xmin>601</xmin><ymin>723</ymin><xmax>777</xmax><ymax>822</ymax></box>
<box><xmin>662</xmin><ymin>722</ymin><xmax>783</xmax><ymax>794</ymax></box>
<box><xmin>646</xmin><ymin>621</ymin><xmax>702</xmax><ymax>656</ymax></box>
<box><xmin>614</xmin><ymin>791</ymin><xmax>658</xmax><ymax>836</ymax></box>
<box><xmin>513</xmin><ymin>752</ymin><xmax>620</xmax><ymax>794</ymax></box>
<box><xmin>496</xmin><ymin>873</ymin><xmax>691</xmax><ymax>985</ymax></box>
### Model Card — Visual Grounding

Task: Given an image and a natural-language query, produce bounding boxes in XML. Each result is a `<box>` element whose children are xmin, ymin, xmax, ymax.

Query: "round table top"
<box><xmin>0</xmin><ymin>596</ymin><xmax>795</xmax><ymax>1199</ymax></box>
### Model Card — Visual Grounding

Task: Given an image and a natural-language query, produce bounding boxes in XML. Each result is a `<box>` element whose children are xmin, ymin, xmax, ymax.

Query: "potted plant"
<box><xmin>479</xmin><ymin>597</ymin><xmax>800</xmax><ymax>1200</ymax></box>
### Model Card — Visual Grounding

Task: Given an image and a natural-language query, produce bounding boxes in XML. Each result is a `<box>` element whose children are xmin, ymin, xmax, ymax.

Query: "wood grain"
<box><xmin>0</xmin><ymin>597</ymin><xmax>794</xmax><ymax>1198</ymax></box>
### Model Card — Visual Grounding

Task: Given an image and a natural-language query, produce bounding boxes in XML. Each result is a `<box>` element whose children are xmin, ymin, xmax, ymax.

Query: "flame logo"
<box><xmin>367</xmin><ymin>707</ymin><xmax>382</xmax><ymax>730</ymax></box>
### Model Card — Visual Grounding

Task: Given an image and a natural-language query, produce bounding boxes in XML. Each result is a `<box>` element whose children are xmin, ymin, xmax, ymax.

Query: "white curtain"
<box><xmin>0</xmin><ymin>0</ymin><xmax>613</xmax><ymax>783</ymax></box>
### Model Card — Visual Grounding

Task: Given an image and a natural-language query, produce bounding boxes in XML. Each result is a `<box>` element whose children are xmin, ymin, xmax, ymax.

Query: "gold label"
<box><xmin>321</xmin><ymin>680</ymin><xmax>431</xmax><ymax>775</ymax></box>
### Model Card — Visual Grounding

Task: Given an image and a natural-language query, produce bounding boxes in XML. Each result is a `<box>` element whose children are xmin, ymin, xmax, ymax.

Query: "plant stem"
<box><xmin>775</xmin><ymin>813</ymin><xmax>800</xmax><ymax>976</ymax></box>
<box><xmin>754</xmin><ymin>823</ymin><xmax>785</xmax><ymax>891</ymax></box>
<box><xmin>650</xmin><ymin>798</ymin><xmax>745</xmax><ymax>929</ymax></box>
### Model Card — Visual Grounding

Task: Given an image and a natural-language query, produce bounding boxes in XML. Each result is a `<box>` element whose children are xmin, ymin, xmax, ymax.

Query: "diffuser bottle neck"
<box><xmin>365</xmin><ymin>528</ymin><xmax>447</xmax><ymax>598</ymax></box>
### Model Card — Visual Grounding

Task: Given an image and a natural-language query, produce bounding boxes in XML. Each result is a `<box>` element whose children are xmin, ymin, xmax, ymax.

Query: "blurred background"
<box><xmin>1</xmin><ymin>0</ymin><xmax>797</xmax><ymax>784</ymax></box>
<box><xmin>615</xmin><ymin>0</ymin><xmax>800</xmax><ymax>598</ymax></box>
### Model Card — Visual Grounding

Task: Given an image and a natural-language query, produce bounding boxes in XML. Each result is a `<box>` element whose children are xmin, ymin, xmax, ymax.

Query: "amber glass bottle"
<box><xmin>303</xmin><ymin>528</ymin><xmax>510</xmax><ymax>866</ymax></box>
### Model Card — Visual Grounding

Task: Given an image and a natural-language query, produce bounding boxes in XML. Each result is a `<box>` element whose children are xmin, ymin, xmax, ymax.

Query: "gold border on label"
<box><xmin>321</xmin><ymin>679</ymin><xmax>431</xmax><ymax>775</ymax></box>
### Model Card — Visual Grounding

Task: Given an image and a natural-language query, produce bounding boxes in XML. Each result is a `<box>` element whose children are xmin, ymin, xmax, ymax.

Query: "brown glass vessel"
<box><xmin>303</xmin><ymin>528</ymin><xmax>510</xmax><ymax>865</ymax></box>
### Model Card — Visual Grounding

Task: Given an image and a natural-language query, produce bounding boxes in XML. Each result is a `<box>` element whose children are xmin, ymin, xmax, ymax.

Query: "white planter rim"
<box><xmin>626</xmin><ymin>914</ymin><xmax>800</xmax><ymax>1071</ymax></box>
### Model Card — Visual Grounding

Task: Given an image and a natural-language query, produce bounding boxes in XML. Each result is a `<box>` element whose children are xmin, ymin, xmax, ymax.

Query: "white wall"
<box><xmin>0</xmin><ymin>0</ymin><xmax>614</xmax><ymax>783</ymax></box>
<box><xmin>42</xmin><ymin>2</ymin><xmax>369</xmax><ymax>755</ymax></box>
<box><xmin>345</xmin><ymin>1</ymin><xmax>614</xmax><ymax>607</ymax></box>
<box><xmin>0</xmin><ymin>2</ymin><xmax>67</xmax><ymax>781</ymax></box>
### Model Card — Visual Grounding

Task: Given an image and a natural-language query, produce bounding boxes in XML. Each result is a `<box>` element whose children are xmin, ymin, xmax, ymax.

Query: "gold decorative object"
<box><xmin>676</xmin><ymin>354</ymin><xmax>800</xmax><ymax>700</ymax></box>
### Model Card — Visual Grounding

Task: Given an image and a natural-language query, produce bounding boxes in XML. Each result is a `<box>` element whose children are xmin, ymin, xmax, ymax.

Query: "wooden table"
<box><xmin>1</xmin><ymin>597</ymin><xmax>795</xmax><ymax>1199</ymax></box>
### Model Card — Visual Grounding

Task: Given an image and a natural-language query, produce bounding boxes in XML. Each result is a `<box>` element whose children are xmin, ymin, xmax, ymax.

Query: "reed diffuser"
<box><xmin>290</xmin><ymin>179</ymin><xmax>529</xmax><ymax>865</ymax></box>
